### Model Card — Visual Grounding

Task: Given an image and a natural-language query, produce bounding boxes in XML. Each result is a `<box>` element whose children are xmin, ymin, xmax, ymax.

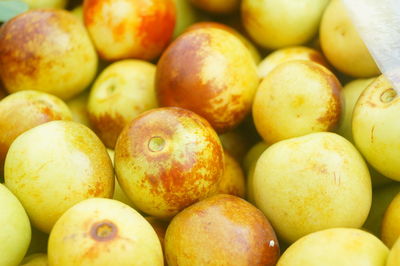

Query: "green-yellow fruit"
<box><xmin>387</xmin><ymin>237</ymin><xmax>400</xmax><ymax>266</ymax></box>
<box><xmin>277</xmin><ymin>228</ymin><xmax>388</xmax><ymax>266</ymax></box>
<box><xmin>48</xmin><ymin>198</ymin><xmax>163</xmax><ymax>265</ymax></box>
<box><xmin>23</xmin><ymin>0</ymin><xmax>66</xmax><ymax>9</ymax></box>
<box><xmin>243</xmin><ymin>141</ymin><xmax>269</xmax><ymax>173</ymax></box>
<box><xmin>381</xmin><ymin>193</ymin><xmax>400</xmax><ymax>248</ymax></box>
<box><xmin>0</xmin><ymin>184</ymin><xmax>31</xmax><ymax>266</ymax></box>
<box><xmin>21</xmin><ymin>253</ymin><xmax>47</xmax><ymax>266</ymax></box>
<box><xmin>173</xmin><ymin>0</ymin><xmax>200</xmax><ymax>38</ymax></box>
<box><xmin>66</xmin><ymin>91</ymin><xmax>91</xmax><ymax>128</ymax></box>
<box><xmin>189</xmin><ymin>0</ymin><xmax>239</xmax><ymax>14</ymax></box>
<box><xmin>254</xmin><ymin>132</ymin><xmax>372</xmax><ymax>243</ymax></box>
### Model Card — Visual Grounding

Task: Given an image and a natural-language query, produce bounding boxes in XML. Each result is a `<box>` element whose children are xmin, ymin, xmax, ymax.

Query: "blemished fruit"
<box><xmin>4</xmin><ymin>121</ymin><xmax>114</xmax><ymax>233</ymax></box>
<box><xmin>320</xmin><ymin>0</ymin><xmax>380</xmax><ymax>78</ymax></box>
<box><xmin>381</xmin><ymin>193</ymin><xmax>400</xmax><ymax>248</ymax></box>
<box><xmin>20</xmin><ymin>253</ymin><xmax>47</xmax><ymax>266</ymax></box>
<box><xmin>156</xmin><ymin>27</ymin><xmax>259</xmax><ymax>133</ymax></box>
<box><xmin>253</xmin><ymin>132</ymin><xmax>372</xmax><ymax>243</ymax></box>
<box><xmin>387</xmin><ymin>237</ymin><xmax>400</xmax><ymax>266</ymax></box>
<box><xmin>88</xmin><ymin>59</ymin><xmax>157</xmax><ymax>148</ymax></box>
<box><xmin>66</xmin><ymin>91</ymin><xmax>91</xmax><ymax>128</ymax></box>
<box><xmin>165</xmin><ymin>194</ymin><xmax>280</xmax><ymax>266</ymax></box>
<box><xmin>277</xmin><ymin>228</ymin><xmax>389</xmax><ymax>266</ymax></box>
<box><xmin>0</xmin><ymin>9</ymin><xmax>98</xmax><ymax>100</ymax></box>
<box><xmin>241</xmin><ymin>0</ymin><xmax>329</xmax><ymax>49</ymax></box>
<box><xmin>253</xmin><ymin>60</ymin><xmax>342</xmax><ymax>144</ymax></box>
<box><xmin>352</xmin><ymin>75</ymin><xmax>400</xmax><ymax>181</ymax></box>
<box><xmin>48</xmin><ymin>198</ymin><xmax>163</xmax><ymax>265</ymax></box>
<box><xmin>0</xmin><ymin>184</ymin><xmax>31</xmax><ymax>266</ymax></box>
<box><xmin>257</xmin><ymin>46</ymin><xmax>329</xmax><ymax>79</ymax></box>
<box><xmin>83</xmin><ymin>0</ymin><xmax>176</xmax><ymax>61</ymax></box>
<box><xmin>115</xmin><ymin>107</ymin><xmax>224</xmax><ymax>218</ymax></box>
<box><xmin>0</xmin><ymin>90</ymin><xmax>72</xmax><ymax>176</ymax></box>
<box><xmin>189</xmin><ymin>0</ymin><xmax>239</xmax><ymax>14</ymax></box>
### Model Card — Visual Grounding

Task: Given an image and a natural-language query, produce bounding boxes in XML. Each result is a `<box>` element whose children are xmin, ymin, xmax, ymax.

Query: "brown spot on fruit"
<box><xmin>380</xmin><ymin>88</ymin><xmax>397</xmax><ymax>103</ymax></box>
<box><xmin>90</xmin><ymin>220</ymin><xmax>118</xmax><ymax>241</ymax></box>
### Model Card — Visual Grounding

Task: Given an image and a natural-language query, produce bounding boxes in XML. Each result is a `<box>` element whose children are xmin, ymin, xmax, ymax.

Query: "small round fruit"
<box><xmin>115</xmin><ymin>107</ymin><xmax>224</xmax><ymax>218</ymax></box>
<box><xmin>21</xmin><ymin>253</ymin><xmax>47</xmax><ymax>266</ymax></box>
<box><xmin>88</xmin><ymin>60</ymin><xmax>157</xmax><ymax>148</ymax></box>
<box><xmin>253</xmin><ymin>60</ymin><xmax>342</xmax><ymax>144</ymax></box>
<box><xmin>5</xmin><ymin>121</ymin><xmax>114</xmax><ymax>233</ymax></box>
<box><xmin>243</xmin><ymin>141</ymin><xmax>269</xmax><ymax>173</ymax></box>
<box><xmin>0</xmin><ymin>90</ymin><xmax>72</xmax><ymax>175</ymax></box>
<box><xmin>387</xmin><ymin>237</ymin><xmax>400</xmax><ymax>266</ymax></box>
<box><xmin>257</xmin><ymin>46</ymin><xmax>328</xmax><ymax>79</ymax></box>
<box><xmin>0</xmin><ymin>184</ymin><xmax>31</xmax><ymax>266</ymax></box>
<box><xmin>165</xmin><ymin>194</ymin><xmax>280</xmax><ymax>266</ymax></box>
<box><xmin>48</xmin><ymin>198</ymin><xmax>163</xmax><ymax>265</ymax></box>
<box><xmin>189</xmin><ymin>0</ymin><xmax>239</xmax><ymax>14</ymax></box>
<box><xmin>242</xmin><ymin>0</ymin><xmax>329</xmax><ymax>49</ymax></box>
<box><xmin>352</xmin><ymin>75</ymin><xmax>400</xmax><ymax>181</ymax></box>
<box><xmin>254</xmin><ymin>132</ymin><xmax>372</xmax><ymax>243</ymax></box>
<box><xmin>320</xmin><ymin>0</ymin><xmax>380</xmax><ymax>78</ymax></box>
<box><xmin>381</xmin><ymin>193</ymin><xmax>400</xmax><ymax>248</ymax></box>
<box><xmin>277</xmin><ymin>228</ymin><xmax>388</xmax><ymax>266</ymax></box>
<box><xmin>83</xmin><ymin>0</ymin><xmax>176</xmax><ymax>61</ymax></box>
<box><xmin>0</xmin><ymin>9</ymin><xmax>98</xmax><ymax>100</ymax></box>
<box><xmin>156</xmin><ymin>27</ymin><xmax>259</xmax><ymax>133</ymax></box>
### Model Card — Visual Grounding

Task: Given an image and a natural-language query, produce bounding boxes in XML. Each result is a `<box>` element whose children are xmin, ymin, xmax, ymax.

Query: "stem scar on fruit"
<box><xmin>90</xmin><ymin>220</ymin><xmax>118</xmax><ymax>241</ymax></box>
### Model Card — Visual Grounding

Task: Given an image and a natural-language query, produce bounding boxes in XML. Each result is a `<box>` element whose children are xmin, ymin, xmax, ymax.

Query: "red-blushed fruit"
<box><xmin>83</xmin><ymin>0</ymin><xmax>176</xmax><ymax>61</ymax></box>
<box><xmin>165</xmin><ymin>194</ymin><xmax>280</xmax><ymax>266</ymax></box>
<box><xmin>114</xmin><ymin>107</ymin><xmax>224</xmax><ymax>219</ymax></box>
<box><xmin>0</xmin><ymin>90</ymin><xmax>72</xmax><ymax>177</ymax></box>
<box><xmin>156</xmin><ymin>27</ymin><xmax>259</xmax><ymax>133</ymax></box>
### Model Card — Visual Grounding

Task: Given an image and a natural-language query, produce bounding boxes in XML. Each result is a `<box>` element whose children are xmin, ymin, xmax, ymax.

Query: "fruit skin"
<box><xmin>257</xmin><ymin>46</ymin><xmax>329</xmax><ymax>79</ymax></box>
<box><xmin>277</xmin><ymin>228</ymin><xmax>388</xmax><ymax>266</ymax></box>
<box><xmin>66</xmin><ymin>91</ymin><xmax>91</xmax><ymax>128</ymax></box>
<box><xmin>115</xmin><ymin>107</ymin><xmax>224</xmax><ymax>219</ymax></box>
<box><xmin>20</xmin><ymin>253</ymin><xmax>47</xmax><ymax>266</ymax></box>
<box><xmin>218</xmin><ymin>128</ymin><xmax>252</xmax><ymax>163</ymax></box>
<box><xmin>48</xmin><ymin>198</ymin><xmax>163</xmax><ymax>265</ymax></box>
<box><xmin>381</xmin><ymin>192</ymin><xmax>400</xmax><ymax>248</ymax></box>
<box><xmin>189</xmin><ymin>0</ymin><xmax>239</xmax><ymax>14</ymax></box>
<box><xmin>5</xmin><ymin>120</ymin><xmax>114</xmax><ymax>233</ymax></box>
<box><xmin>0</xmin><ymin>90</ymin><xmax>72</xmax><ymax>176</ymax></box>
<box><xmin>320</xmin><ymin>0</ymin><xmax>380</xmax><ymax>78</ymax></box>
<box><xmin>0</xmin><ymin>184</ymin><xmax>31</xmax><ymax>266</ymax></box>
<box><xmin>241</xmin><ymin>0</ymin><xmax>329</xmax><ymax>49</ymax></box>
<box><xmin>387</xmin><ymin>237</ymin><xmax>400</xmax><ymax>266</ymax></box>
<box><xmin>352</xmin><ymin>75</ymin><xmax>400</xmax><ymax>181</ymax></box>
<box><xmin>253</xmin><ymin>60</ymin><xmax>342</xmax><ymax>144</ymax></box>
<box><xmin>253</xmin><ymin>132</ymin><xmax>372</xmax><ymax>243</ymax></box>
<box><xmin>88</xmin><ymin>60</ymin><xmax>157</xmax><ymax>149</ymax></box>
<box><xmin>83</xmin><ymin>0</ymin><xmax>176</xmax><ymax>61</ymax></box>
<box><xmin>22</xmin><ymin>0</ymin><xmax>66</xmax><ymax>9</ymax></box>
<box><xmin>165</xmin><ymin>194</ymin><xmax>280</xmax><ymax>266</ymax></box>
<box><xmin>173</xmin><ymin>0</ymin><xmax>200</xmax><ymax>38</ymax></box>
<box><xmin>0</xmin><ymin>9</ymin><xmax>98</xmax><ymax>100</ymax></box>
<box><xmin>156</xmin><ymin>27</ymin><xmax>259</xmax><ymax>133</ymax></box>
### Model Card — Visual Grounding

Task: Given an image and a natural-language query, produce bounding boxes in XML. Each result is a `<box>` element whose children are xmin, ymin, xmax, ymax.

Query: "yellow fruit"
<box><xmin>320</xmin><ymin>0</ymin><xmax>380</xmax><ymax>77</ymax></box>
<box><xmin>5</xmin><ymin>121</ymin><xmax>114</xmax><ymax>233</ymax></box>
<box><xmin>66</xmin><ymin>91</ymin><xmax>91</xmax><ymax>128</ymax></box>
<box><xmin>173</xmin><ymin>0</ymin><xmax>200</xmax><ymax>38</ymax></box>
<box><xmin>219</xmin><ymin>128</ymin><xmax>252</xmax><ymax>162</ymax></box>
<box><xmin>243</xmin><ymin>141</ymin><xmax>269</xmax><ymax>173</ymax></box>
<box><xmin>352</xmin><ymin>75</ymin><xmax>400</xmax><ymax>181</ymax></box>
<box><xmin>277</xmin><ymin>228</ymin><xmax>388</xmax><ymax>266</ymax></box>
<box><xmin>0</xmin><ymin>9</ymin><xmax>98</xmax><ymax>100</ymax></box>
<box><xmin>387</xmin><ymin>237</ymin><xmax>400</xmax><ymax>266</ymax></box>
<box><xmin>381</xmin><ymin>193</ymin><xmax>400</xmax><ymax>248</ymax></box>
<box><xmin>48</xmin><ymin>198</ymin><xmax>163</xmax><ymax>265</ymax></box>
<box><xmin>254</xmin><ymin>132</ymin><xmax>371</xmax><ymax>243</ymax></box>
<box><xmin>253</xmin><ymin>60</ymin><xmax>342</xmax><ymax>144</ymax></box>
<box><xmin>23</xmin><ymin>0</ymin><xmax>66</xmax><ymax>9</ymax></box>
<box><xmin>21</xmin><ymin>253</ymin><xmax>47</xmax><ymax>266</ymax></box>
<box><xmin>0</xmin><ymin>184</ymin><xmax>31</xmax><ymax>266</ymax></box>
<box><xmin>189</xmin><ymin>0</ymin><xmax>239</xmax><ymax>14</ymax></box>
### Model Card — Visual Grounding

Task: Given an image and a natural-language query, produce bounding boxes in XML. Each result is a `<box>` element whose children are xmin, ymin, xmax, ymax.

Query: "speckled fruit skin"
<box><xmin>253</xmin><ymin>60</ymin><xmax>342</xmax><ymax>144</ymax></box>
<box><xmin>253</xmin><ymin>132</ymin><xmax>372</xmax><ymax>243</ymax></box>
<box><xmin>189</xmin><ymin>0</ymin><xmax>239</xmax><ymax>14</ymax></box>
<box><xmin>156</xmin><ymin>27</ymin><xmax>259</xmax><ymax>133</ymax></box>
<box><xmin>257</xmin><ymin>46</ymin><xmax>329</xmax><ymax>79</ymax></box>
<box><xmin>381</xmin><ymin>193</ymin><xmax>400</xmax><ymax>248</ymax></box>
<box><xmin>4</xmin><ymin>121</ymin><xmax>114</xmax><ymax>233</ymax></box>
<box><xmin>115</xmin><ymin>107</ymin><xmax>224</xmax><ymax>219</ymax></box>
<box><xmin>48</xmin><ymin>198</ymin><xmax>163</xmax><ymax>266</ymax></box>
<box><xmin>165</xmin><ymin>194</ymin><xmax>280</xmax><ymax>266</ymax></box>
<box><xmin>352</xmin><ymin>75</ymin><xmax>400</xmax><ymax>181</ymax></box>
<box><xmin>88</xmin><ymin>60</ymin><xmax>157</xmax><ymax>149</ymax></box>
<box><xmin>0</xmin><ymin>9</ymin><xmax>98</xmax><ymax>100</ymax></box>
<box><xmin>277</xmin><ymin>228</ymin><xmax>388</xmax><ymax>266</ymax></box>
<box><xmin>0</xmin><ymin>90</ymin><xmax>72</xmax><ymax>176</ymax></box>
<box><xmin>83</xmin><ymin>0</ymin><xmax>176</xmax><ymax>61</ymax></box>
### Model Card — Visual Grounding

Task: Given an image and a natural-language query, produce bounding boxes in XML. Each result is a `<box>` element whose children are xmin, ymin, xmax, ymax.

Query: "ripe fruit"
<box><xmin>88</xmin><ymin>60</ymin><xmax>157</xmax><ymax>148</ymax></box>
<box><xmin>253</xmin><ymin>60</ymin><xmax>342</xmax><ymax>144</ymax></box>
<box><xmin>189</xmin><ymin>0</ymin><xmax>239</xmax><ymax>14</ymax></box>
<box><xmin>277</xmin><ymin>228</ymin><xmax>388</xmax><ymax>266</ymax></box>
<box><xmin>48</xmin><ymin>198</ymin><xmax>163</xmax><ymax>265</ymax></box>
<box><xmin>352</xmin><ymin>75</ymin><xmax>400</xmax><ymax>181</ymax></box>
<box><xmin>0</xmin><ymin>184</ymin><xmax>31</xmax><ymax>266</ymax></box>
<box><xmin>0</xmin><ymin>9</ymin><xmax>98</xmax><ymax>100</ymax></box>
<box><xmin>5</xmin><ymin>121</ymin><xmax>114</xmax><ymax>233</ymax></box>
<box><xmin>320</xmin><ymin>0</ymin><xmax>380</xmax><ymax>77</ymax></box>
<box><xmin>165</xmin><ymin>194</ymin><xmax>280</xmax><ymax>266</ymax></box>
<box><xmin>257</xmin><ymin>46</ymin><xmax>328</xmax><ymax>79</ymax></box>
<box><xmin>381</xmin><ymin>192</ymin><xmax>400</xmax><ymax>248</ymax></box>
<box><xmin>253</xmin><ymin>132</ymin><xmax>371</xmax><ymax>243</ymax></box>
<box><xmin>115</xmin><ymin>107</ymin><xmax>224</xmax><ymax>218</ymax></box>
<box><xmin>387</xmin><ymin>238</ymin><xmax>400</xmax><ymax>266</ymax></box>
<box><xmin>0</xmin><ymin>90</ymin><xmax>72</xmax><ymax>176</ymax></box>
<box><xmin>243</xmin><ymin>141</ymin><xmax>269</xmax><ymax>173</ymax></box>
<box><xmin>156</xmin><ymin>27</ymin><xmax>259</xmax><ymax>133</ymax></box>
<box><xmin>242</xmin><ymin>0</ymin><xmax>329</xmax><ymax>49</ymax></box>
<box><xmin>83</xmin><ymin>0</ymin><xmax>176</xmax><ymax>61</ymax></box>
